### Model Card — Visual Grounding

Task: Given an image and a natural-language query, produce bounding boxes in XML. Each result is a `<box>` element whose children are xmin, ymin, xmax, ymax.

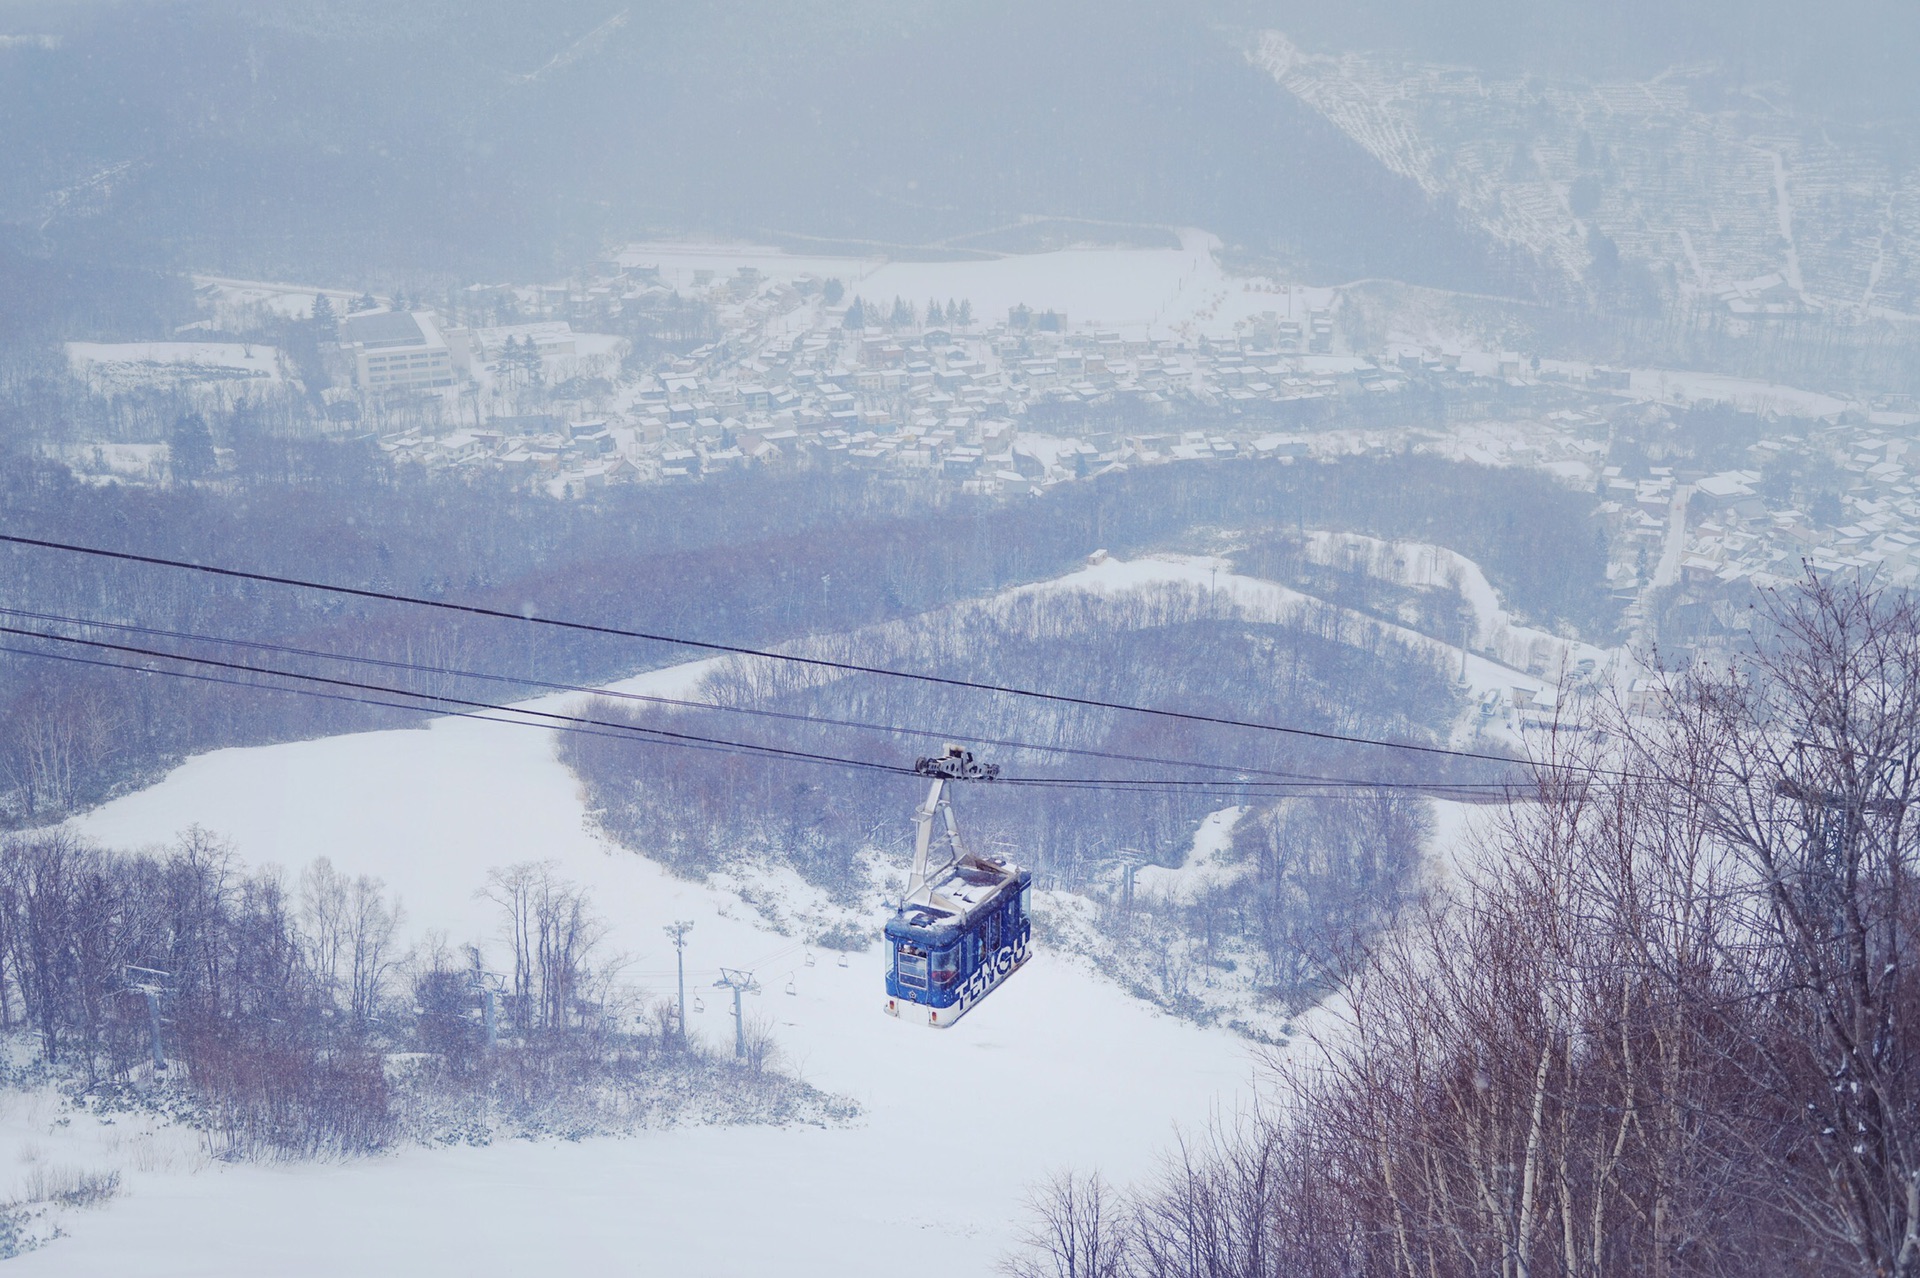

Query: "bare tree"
<box><xmin>1002</xmin><ymin>1171</ymin><xmax>1130</xmax><ymax>1278</ymax></box>
<box><xmin>344</xmin><ymin>874</ymin><xmax>403</xmax><ymax>1030</ymax></box>
<box><xmin>482</xmin><ymin>861</ymin><xmax>604</xmax><ymax>1035</ymax></box>
<box><xmin>300</xmin><ymin>856</ymin><xmax>349</xmax><ymax>1008</ymax></box>
<box><xmin>1635</xmin><ymin>574</ymin><xmax>1920</xmax><ymax>1276</ymax></box>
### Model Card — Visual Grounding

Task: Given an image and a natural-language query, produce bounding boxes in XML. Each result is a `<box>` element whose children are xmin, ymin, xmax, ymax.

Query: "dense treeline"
<box><xmin>0</xmin><ymin>431</ymin><xmax>1610</xmax><ymax>824</ymax></box>
<box><xmin>1232</xmin><ymin>532</ymin><xmax>1484</xmax><ymax>648</ymax></box>
<box><xmin>1007</xmin><ymin>577</ymin><xmax>1920</xmax><ymax>1278</ymax></box>
<box><xmin>563</xmin><ymin>583</ymin><xmax>1494</xmax><ymax>1011</ymax></box>
<box><xmin>0</xmin><ymin>830</ymin><xmax>834</xmax><ymax>1160</ymax></box>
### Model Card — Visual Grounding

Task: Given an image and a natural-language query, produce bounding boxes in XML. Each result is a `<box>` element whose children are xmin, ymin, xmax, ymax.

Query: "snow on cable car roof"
<box><xmin>898</xmin><ymin>854</ymin><xmax>1026</xmax><ymax>930</ymax></box>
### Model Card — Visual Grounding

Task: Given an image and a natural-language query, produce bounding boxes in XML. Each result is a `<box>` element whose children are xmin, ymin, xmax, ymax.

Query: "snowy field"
<box><xmin>64</xmin><ymin>342</ymin><xmax>282</xmax><ymax>393</ymax></box>
<box><xmin>188</xmin><ymin>277</ymin><xmax>358</xmax><ymax>325</ymax></box>
<box><xmin>1626</xmin><ymin>367</ymin><xmax>1849</xmax><ymax>420</ymax></box>
<box><xmin>13</xmin><ymin>653</ymin><xmax>1259</xmax><ymax>1276</ymax></box>
<box><xmin>1023</xmin><ymin>551</ymin><xmax>1610</xmax><ymax>733</ymax></box>
<box><xmin>3</xmin><ymin>551</ymin><xmax>1577</xmax><ymax>1273</ymax></box>
<box><xmin>618</xmin><ymin>231</ymin><xmax>1336</xmax><ymax>342</ymax></box>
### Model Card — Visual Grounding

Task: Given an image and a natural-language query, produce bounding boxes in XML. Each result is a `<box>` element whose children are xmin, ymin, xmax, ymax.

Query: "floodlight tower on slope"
<box><xmin>468</xmin><ymin>956</ymin><xmax>505</xmax><ymax>1052</ymax></box>
<box><xmin>664</xmin><ymin>920</ymin><xmax>694</xmax><ymax>1047</ymax></box>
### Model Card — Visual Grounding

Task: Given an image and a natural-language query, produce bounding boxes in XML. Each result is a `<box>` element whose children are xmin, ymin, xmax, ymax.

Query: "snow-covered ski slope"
<box><xmin>9</xmin><ymin>546</ymin><xmax>1576</xmax><ymax>1273</ymax></box>
<box><xmin>15</xmin><ymin>657</ymin><xmax>1257</xmax><ymax>1277</ymax></box>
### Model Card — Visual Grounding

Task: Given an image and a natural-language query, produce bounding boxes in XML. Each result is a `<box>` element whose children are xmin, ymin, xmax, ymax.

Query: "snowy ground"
<box><xmin>1019</xmin><ymin>551</ymin><xmax>1611</xmax><ymax>750</ymax></box>
<box><xmin>63</xmin><ymin>343</ymin><xmax>283</xmax><ymax>394</ymax></box>
<box><xmin>4</xmin><ymin>547</ymin><xmax>1582</xmax><ymax>1272</ymax></box>
<box><xmin>11</xmin><ymin>655</ymin><xmax>1260</xmax><ymax>1276</ymax></box>
<box><xmin>1626</xmin><ymin>367</ymin><xmax>1849</xmax><ymax>420</ymax></box>
<box><xmin>616</xmin><ymin>231</ymin><xmax>1336</xmax><ymax>342</ymax></box>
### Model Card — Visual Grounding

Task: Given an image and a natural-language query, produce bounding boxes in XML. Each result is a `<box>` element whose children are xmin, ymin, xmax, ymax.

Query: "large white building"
<box><xmin>341</xmin><ymin>310</ymin><xmax>455</xmax><ymax>393</ymax></box>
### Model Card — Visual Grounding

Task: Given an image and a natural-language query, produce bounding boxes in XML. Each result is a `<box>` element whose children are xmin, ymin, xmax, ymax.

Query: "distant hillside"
<box><xmin>0</xmin><ymin>0</ymin><xmax>1900</xmax><ymax>300</ymax></box>
<box><xmin>0</xmin><ymin>0</ymin><xmax>1512</xmax><ymax>290</ymax></box>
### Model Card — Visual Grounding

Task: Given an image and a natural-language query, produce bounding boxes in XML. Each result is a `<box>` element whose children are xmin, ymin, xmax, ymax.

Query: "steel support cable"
<box><xmin>0</xmin><ymin>624</ymin><xmax>914</xmax><ymax>778</ymax></box>
<box><xmin>0</xmin><ymin>641</ymin><xmax>912</xmax><ymax>773</ymax></box>
<box><xmin>0</xmin><ymin>639</ymin><xmax>1521</xmax><ymax>802</ymax></box>
<box><xmin>0</xmin><ymin>604</ymin><xmax>1520</xmax><ymax>790</ymax></box>
<box><xmin>0</xmin><ymin>532</ymin><xmax>1602</xmax><ymax>775</ymax></box>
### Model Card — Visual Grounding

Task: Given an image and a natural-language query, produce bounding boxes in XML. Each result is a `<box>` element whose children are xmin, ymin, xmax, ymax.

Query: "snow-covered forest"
<box><xmin>4</xmin><ymin>1</ymin><xmax>1920</xmax><ymax>1273</ymax></box>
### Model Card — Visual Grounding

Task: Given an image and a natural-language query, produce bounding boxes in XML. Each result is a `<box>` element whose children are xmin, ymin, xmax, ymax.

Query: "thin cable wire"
<box><xmin>0</xmin><ymin>604</ymin><xmax>1518</xmax><ymax>789</ymax></box>
<box><xmin>0</xmin><ymin>624</ymin><xmax>916</xmax><ymax>778</ymax></box>
<box><xmin>0</xmin><ymin>532</ymin><xmax>1579</xmax><ymax>773</ymax></box>
<box><xmin>0</xmin><ymin>642</ymin><xmax>912</xmax><ymax>774</ymax></box>
<box><xmin>0</xmin><ymin>633</ymin><xmax>1519</xmax><ymax>800</ymax></box>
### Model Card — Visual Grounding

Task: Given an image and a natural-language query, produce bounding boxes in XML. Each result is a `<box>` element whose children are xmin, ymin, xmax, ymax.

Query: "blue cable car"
<box><xmin>884</xmin><ymin>747</ymin><xmax>1033</xmax><ymax>1027</ymax></box>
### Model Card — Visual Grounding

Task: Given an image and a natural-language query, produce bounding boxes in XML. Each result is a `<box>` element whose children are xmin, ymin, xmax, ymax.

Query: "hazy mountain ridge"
<box><xmin>1252</xmin><ymin>29</ymin><xmax>1920</xmax><ymax>314</ymax></box>
<box><xmin>2</xmin><ymin>0</ymin><xmax>1912</xmax><ymax>301</ymax></box>
<box><xmin>0</xmin><ymin>2</ymin><xmax>1509</xmax><ymax>290</ymax></box>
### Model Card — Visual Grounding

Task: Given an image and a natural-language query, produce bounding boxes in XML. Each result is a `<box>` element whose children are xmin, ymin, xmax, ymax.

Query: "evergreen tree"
<box><xmin>956</xmin><ymin>299</ymin><xmax>974</xmax><ymax>327</ymax></box>
<box><xmin>926</xmin><ymin>300</ymin><xmax>945</xmax><ymax>327</ymax></box>
<box><xmin>843</xmin><ymin>297</ymin><xmax>867</xmax><ymax>329</ymax></box>
<box><xmin>890</xmin><ymin>296</ymin><xmax>912</xmax><ymax>328</ymax></box>
<box><xmin>311</xmin><ymin>294</ymin><xmax>336</xmax><ymax>328</ymax></box>
<box><xmin>169</xmin><ymin>412</ymin><xmax>216</xmax><ymax>482</ymax></box>
<box><xmin>355</xmin><ymin>291</ymin><xmax>377</xmax><ymax>314</ymax></box>
<box><xmin>822</xmin><ymin>278</ymin><xmax>845</xmax><ymax>306</ymax></box>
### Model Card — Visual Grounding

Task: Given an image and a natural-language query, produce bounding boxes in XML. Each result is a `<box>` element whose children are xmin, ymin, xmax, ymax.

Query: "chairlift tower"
<box><xmin>123</xmin><ymin>965</ymin><xmax>171</xmax><ymax>1073</ymax></box>
<box><xmin>1775</xmin><ymin>763</ymin><xmax>1904</xmax><ymax>943</ymax></box>
<box><xmin>713</xmin><ymin>968</ymin><xmax>759</xmax><ymax>1058</ymax></box>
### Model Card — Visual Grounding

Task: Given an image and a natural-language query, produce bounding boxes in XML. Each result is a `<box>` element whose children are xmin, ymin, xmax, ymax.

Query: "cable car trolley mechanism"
<box><xmin>884</xmin><ymin>745</ymin><xmax>1032</xmax><ymax>1028</ymax></box>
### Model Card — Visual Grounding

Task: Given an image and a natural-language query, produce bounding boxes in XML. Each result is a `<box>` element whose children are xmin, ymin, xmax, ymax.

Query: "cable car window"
<box><xmin>1020</xmin><ymin>885</ymin><xmax>1032</xmax><ymax>920</ymax></box>
<box><xmin>896</xmin><ymin>944</ymin><xmax>927</xmax><ymax>989</ymax></box>
<box><xmin>987</xmin><ymin>912</ymin><xmax>1001</xmax><ymax>953</ymax></box>
<box><xmin>931</xmin><ymin>947</ymin><xmax>957</xmax><ymax>986</ymax></box>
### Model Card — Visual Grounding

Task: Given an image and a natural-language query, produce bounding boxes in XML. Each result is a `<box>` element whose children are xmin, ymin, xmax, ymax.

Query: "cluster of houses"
<box><xmin>1593</xmin><ymin>417</ymin><xmax>1920</xmax><ymax>608</ymax></box>
<box><xmin>363</xmin><ymin>265</ymin><xmax>1645</xmax><ymax>500</ymax></box>
<box><xmin>348</xmin><ymin>264</ymin><xmax>1920</xmax><ymax>627</ymax></box>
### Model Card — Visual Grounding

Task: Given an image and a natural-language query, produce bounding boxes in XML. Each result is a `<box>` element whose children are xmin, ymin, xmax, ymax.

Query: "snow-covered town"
<box><xmin>9</xmin><ymin>5</ymin><xmax>1920</xmax><ymax>1276</ymax></box>
<box><xmin>64</xmin><ymin>237</ymin><xmax>1920</xmax><ymax>652</ymax></box>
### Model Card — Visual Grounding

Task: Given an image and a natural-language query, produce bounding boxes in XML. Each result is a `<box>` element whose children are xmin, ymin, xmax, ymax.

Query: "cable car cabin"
<box><xmin>884</xmin><ymin>851</ymin><xmax>1032</xmax><ymax>1028</ymax></box>
<box><xmin>885</xmin><ymin>746</ymin><xmax>1033</xmax><ymax>1028</ymax></box>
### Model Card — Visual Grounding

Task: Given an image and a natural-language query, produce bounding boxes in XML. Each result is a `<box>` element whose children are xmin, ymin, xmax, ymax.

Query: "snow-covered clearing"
<box><xmin>617</xmin><ymin>231</ymin><xmax>1336</xmax><ymax>341</ymax></box>
<box><xmin>1132</xmin><ymin>807</ymin><xmax>1250</xmax><ymax>903</ymax></box>
<box><xmin>1292</xmin><ymin>530</ymin><xmax>1609</xmax><ymax>680</ymax></box>
<box><xmin>41</xmin><ymin>443</ymin><xmax>168</xmax><ymax>484</ymax></box>
<box><xmin>15</xmin><ymin>655</ymin><xmax>1257</xmax><ymax>1275</ymax></box>
<box><xmin>1026</xmin><ymin>552</ymin><xmax>1603</xmax><ymax>732</ymax></box>
<box><xmin>64</xmin><ymin>343</ymin><xmax>282</xmax><ymax>393</ymax></box>
<box><xmin>189</xmin><ymin>277</ymin><xmax>363</xmax><ymax>326</ymax></box>
<box><xmin>2</xmin><ymin>547</ymin><xmax>1582</xmax><ymax>1271</ymax></box>
<box><xmin>1626</xmin><ymin>367</ymin><xmax>1848</xmax><ymax>419</ymax></box>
